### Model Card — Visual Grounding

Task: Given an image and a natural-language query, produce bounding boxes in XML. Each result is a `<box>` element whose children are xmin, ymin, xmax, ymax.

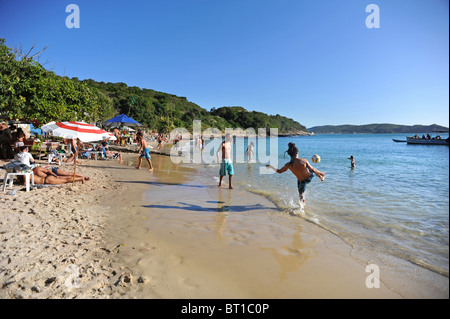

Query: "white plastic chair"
<box><xmin>2</xmin><ymin>171</ymin><xmax>35</xmax><ymax>192</ymax></box>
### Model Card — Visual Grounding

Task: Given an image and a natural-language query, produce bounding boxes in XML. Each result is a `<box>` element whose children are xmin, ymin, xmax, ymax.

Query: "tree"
<box><xmin>0</xmin><ymin>39</ymin><xmax>112</xmax><ymax>124</ymax></box>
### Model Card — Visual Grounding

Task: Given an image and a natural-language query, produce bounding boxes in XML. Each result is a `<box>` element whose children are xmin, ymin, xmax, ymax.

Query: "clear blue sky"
<box><xmin>1</xmin><ymin>0</ymin><xmax>448</xmax><ymax>128</ymax></box>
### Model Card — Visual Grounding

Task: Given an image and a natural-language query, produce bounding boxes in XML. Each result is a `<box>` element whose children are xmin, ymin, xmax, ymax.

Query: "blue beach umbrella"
<box><xmin>103</xmin><ymin>114</ymin><xmax>143</xmax><ymax>127</ymax></box>
<box><xmin>30</xmin><ymin>123</ymin><xmax>42</xmax><ymax>135</ymax></box>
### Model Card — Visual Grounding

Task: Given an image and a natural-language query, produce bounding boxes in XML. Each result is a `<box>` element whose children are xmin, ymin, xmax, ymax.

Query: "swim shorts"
<box><xmin>141</xmin><ymin>147</ymin><xmax>151</xmax><ymax>160</ymax></box>
<box><xmin>297</xmin><ymin>171</ymin><xmax>314</xmax><ymax>195</ymax></box>
<box><xmin>219</xmin><ymin>159</ymin><xmax>234</xmax><ymax>176</ymax></box>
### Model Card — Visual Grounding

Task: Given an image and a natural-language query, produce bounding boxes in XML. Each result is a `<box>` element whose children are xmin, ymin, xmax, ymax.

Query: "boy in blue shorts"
<box><xmin>217</xmin><ymin>133</ymin><xmax>234</xmax><ymax>189</ymax></box>
<box><xmin>136</xmin><ymin>132</ymin><xmax>153</xmax><ymax>172</ymax></box>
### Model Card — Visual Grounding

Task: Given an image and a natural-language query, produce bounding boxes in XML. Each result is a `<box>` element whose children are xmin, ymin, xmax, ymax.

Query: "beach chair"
<box><xmin>2</xmin><ymin>161</ymin><xmax>35</xmax><ymax>192</ymax></box>
<box><xmin>48</xmin><ymin>150</ymin><xmax>63</xmax><ymax>165</ymax></box>
<box><xmin>98</xmin><ymin>146</ymin><xmax>120</xmax><ymax>160</ymax></box>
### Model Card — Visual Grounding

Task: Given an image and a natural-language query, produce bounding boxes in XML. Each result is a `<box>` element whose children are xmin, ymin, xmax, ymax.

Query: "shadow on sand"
<box><xmin>143</xmin><ymin>202</ymin><xmax>273</xmax><ymax>213</ymax></box>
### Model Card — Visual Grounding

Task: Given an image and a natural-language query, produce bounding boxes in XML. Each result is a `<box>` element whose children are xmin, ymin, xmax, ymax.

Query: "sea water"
<box><xmin>196</xmin><ymin>134</ymin><xmax>449</xmax><ymax>277</ymax></box>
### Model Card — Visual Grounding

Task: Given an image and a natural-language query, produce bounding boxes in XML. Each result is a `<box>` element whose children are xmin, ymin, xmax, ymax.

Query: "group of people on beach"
<box><xmin>215</xmin><ymin>133</ymin><xmax>327</xmax><ymax>205</ymax></box>
<box><xmin>1</xmin><ymin>123</ymin><xmax>127</xmax><ymax>186</ymax></box>
<box><xmin>10</xmin><ymin>144</ymin><xmax>91</xmax><ymax>186</ymax></box>
<box><xmin>0</xmin><ymin>123</ymin><xmax>29</xmax><ymax>159</ymax></box>
<box><xmin>4</xmin><ymin>122</ymin><xmax>353</xmax><ymax>207</ymax></box>
<box><xmin>215</xmin><ymin>133</ymin><xmax>358</xmax><ymax>205</ymax></box>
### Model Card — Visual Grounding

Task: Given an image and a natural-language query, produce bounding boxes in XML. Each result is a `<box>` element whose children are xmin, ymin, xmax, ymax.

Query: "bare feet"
<box><xmin>229</xmin><ymin>186</ymin><xmax>234</xmax><ymax>189</ymax></box>
<box><xmin>136</xmin><ymin>166</ymin><xmax>141</xmax><ymax>170</ymax></box>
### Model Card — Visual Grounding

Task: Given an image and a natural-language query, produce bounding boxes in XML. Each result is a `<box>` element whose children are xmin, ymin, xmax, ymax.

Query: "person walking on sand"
<box><xmin>217</xmin><ymin>133</ymin><xmax>234</xmax><ymax>189</ymax></box>
<box><xmin>266</xmin><ymin>142</ymin><xmax>325</xmax><ymax>205</ymax></box>
<box><xmin>136</xmin><ymin>131</ymin><xmax>153</xmax><ymax>172</ymax></box>
<box><xmin>348</xmin><ymin>155</ymin><xmax>355</xmax><ymax>168</ymax></box>
<box><xmin>113</xmin><ymin>127</ymin><xmax>121</xmax><ymax>145</ymax></box>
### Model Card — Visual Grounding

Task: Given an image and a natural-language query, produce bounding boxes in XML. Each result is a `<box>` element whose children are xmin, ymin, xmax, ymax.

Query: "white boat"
<box><xmin>406</xmin><ymin>130</ymin><xmax>449</xmax><ymax>145</ymax></box>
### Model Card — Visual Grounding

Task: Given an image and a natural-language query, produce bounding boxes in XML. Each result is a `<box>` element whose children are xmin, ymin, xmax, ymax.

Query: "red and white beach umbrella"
<box><xmin>41</xmin><ymin>121</ymin><xmax>111</xmax><ymax>142</ymax></box>
<box><xmin>41</xmin><ymin>121</ymin><xmax>113</xmax><ymax>185</ymax></box>
<box><xmin>106</xmin><ymin>132</ymin><xmax>117</xmax><ymax>141</ymax></box>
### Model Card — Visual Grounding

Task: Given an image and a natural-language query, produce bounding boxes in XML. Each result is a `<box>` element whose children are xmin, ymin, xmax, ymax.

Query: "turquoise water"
<box><xmin>195</xmin><ymin>134</ymin><xmax>449</xmax><ymax>276</ymax></box>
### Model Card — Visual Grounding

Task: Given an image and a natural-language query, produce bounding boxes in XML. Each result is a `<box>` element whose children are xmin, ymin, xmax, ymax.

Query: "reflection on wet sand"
<box><xmin>215</xmin><ymin>188</ymin><xmax>232</xmax><ymax>242</ymax></box>
<box><xmin>262</xmin><ymin>228</ymin><xmax>316</xmax><ymax>281</ymax></box>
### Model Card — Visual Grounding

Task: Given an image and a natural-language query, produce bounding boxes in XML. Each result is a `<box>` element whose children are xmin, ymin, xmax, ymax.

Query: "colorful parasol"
<box><xmin>41</xmin><ymin>121</ymin><xmax>112</xmax><ymax>185</ymax></box>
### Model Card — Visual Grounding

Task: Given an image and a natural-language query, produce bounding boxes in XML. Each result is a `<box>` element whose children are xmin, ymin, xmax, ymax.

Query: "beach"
<box><xmin>0</xmin><ymin>155</ymin><xmax>140</xmax><ymax>298</ymax></box>
<box><xmin>0</xmin><ymin>149</ymin><xmax>448</xmax><ymax>299</ymax></box>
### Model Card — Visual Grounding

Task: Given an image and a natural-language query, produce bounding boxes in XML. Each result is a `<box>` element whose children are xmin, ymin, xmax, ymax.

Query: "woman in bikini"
<box><xmin>31</xmin><ymin>166</ymin><xmax>90</xmax><ymax>185</ymax></box>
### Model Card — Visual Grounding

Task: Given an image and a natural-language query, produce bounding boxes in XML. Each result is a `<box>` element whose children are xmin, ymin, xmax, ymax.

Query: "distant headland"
<box><xmin>308</xmin><ymin>123</ymin><xmax>449</xmax><ymax>134</ymax></box>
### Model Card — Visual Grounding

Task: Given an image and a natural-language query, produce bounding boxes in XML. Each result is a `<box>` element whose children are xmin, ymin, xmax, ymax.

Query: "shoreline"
<box><xmin>1</xmin><ymin>153</ymin><xmax>447</xmax><ymax>298</ymax></box>
<box><xmin>101</xmin><ymin>154</ymin><xmax>401</xmax><ymax>298</ymax></box>
<box><xmin>109</xmin><ymin>153</ymin><xmax>448</xmax><ymax>298</ymax></box>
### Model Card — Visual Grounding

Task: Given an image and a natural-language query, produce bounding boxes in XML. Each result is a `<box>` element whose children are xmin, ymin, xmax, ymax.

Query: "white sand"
<box><xmin>0</xmin><ymin>157</ymin><xmax>146</xmax><ymax>298</ymax></box>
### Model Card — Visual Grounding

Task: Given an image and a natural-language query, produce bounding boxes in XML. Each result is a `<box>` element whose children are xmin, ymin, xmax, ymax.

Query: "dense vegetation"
<box><xmin>0</xmin><ymin>39</ymin><xmax>307</xmax><ymax>134</ymax></box>
<box><xmin>78</xmin><ymin>79</ymin><xmax>232</xmax><ymax>133</ymax></box>
<box><xmin>0</xmin><ymin>39</ymin><xmax>114</xmax><ymax>126</ymax></box>
<box><xmin>308</xmin><ymin>123</ymin><xmax>449</xmax><ymax>134</ymax></box>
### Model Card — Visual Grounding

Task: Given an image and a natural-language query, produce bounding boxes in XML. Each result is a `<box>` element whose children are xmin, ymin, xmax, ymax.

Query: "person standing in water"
<box><xmin>246</xmin><ymin>141</ymin><xmax>255</xmax><ymax>162</ymax></box>
<box><xmin>266</xmin><ymin>142</ymin><xmax>325</xmax><ymax>205</ymax></box>
<box><xmin>217</xmin><ymin>133</ymin><xmax>234</xmax><ymax>189</ymax></box>
<box><xmin>348</xmin><ymin>155</ymin><xmax>355</xmax><ymax>168</ymax></box>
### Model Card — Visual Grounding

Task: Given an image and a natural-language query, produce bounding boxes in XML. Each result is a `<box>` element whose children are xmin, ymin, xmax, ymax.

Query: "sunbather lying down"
<box><xmin>18</xmin><ymin>166</ymin><xmax>91</xmax><ymax>185</ymax></box>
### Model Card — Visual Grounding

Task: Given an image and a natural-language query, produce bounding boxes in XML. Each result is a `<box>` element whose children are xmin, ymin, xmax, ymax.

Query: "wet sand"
<box><xmin>107</xmin><ymin>154</ymin><xmax>402</xmax><ymax>298</ymax></box>
<box><xmin>1</xmin><ymin>152</ymin><xmax>446</xmax><ymax>299</ymax></box>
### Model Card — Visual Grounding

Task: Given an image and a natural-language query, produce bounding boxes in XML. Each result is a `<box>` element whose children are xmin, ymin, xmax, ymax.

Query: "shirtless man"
<box><xmin>113</xmin><ymin>127</ymin><xmax>120</xmax><ymax>145</ymax></box>
<box><xmin>136</xmin><ymin>132</ymin><xmax>153</xmax><ymax>171</ymax></box>
<box><xmin>266</xmin><ymin>142</ymin><xmax>325</xmax><ymax>205</ymax></box>
<box><xmin>156</xmin><ymin>134</ymin><xmax>163</xmax><ymax>150</ymax></box>
<box><xmin>348</xmin><ymin>155</ymin><xmax>355</xmax><ymax>168</ymax></box>
<box><xmin>217</xmin><ymin>133</ymin><xmax>234</xmax><ymax>189</ymax></box>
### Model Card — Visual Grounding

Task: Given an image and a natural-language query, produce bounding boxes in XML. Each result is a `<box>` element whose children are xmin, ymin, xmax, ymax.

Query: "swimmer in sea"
<box><xmin>246</xmin><ymin>142</ymin><xmax>255</xmax><ymax>162</ymax></box>
<box><xmin>348</xmin><ymin>155</ymin><xmax>355</xmax><ymax>168</ymax></box>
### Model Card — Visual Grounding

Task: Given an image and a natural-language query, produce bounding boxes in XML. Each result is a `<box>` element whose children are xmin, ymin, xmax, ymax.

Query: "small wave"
<box><xmin>245</xmin><ymin>187</ymin><xmax>323</xmax><ymax>225</ymax></box>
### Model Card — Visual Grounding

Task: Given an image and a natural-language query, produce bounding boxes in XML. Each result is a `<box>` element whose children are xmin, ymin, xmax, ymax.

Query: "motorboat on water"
<box><xmin>406</xmin><ymin>130</ymin><xmax>449</xmax><ymax>145</ymax></box>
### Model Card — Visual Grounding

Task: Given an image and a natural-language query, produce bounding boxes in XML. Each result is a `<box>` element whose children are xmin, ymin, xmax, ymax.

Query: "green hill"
<box><xmin>210</xmin><ymin>106</ymin><xmax>307</xmax><ymax>135</ymax></box>
<box><xmin>0</xmin><ymin>38</ymin><xmax>307</xmax><ymax>135</ymax></box>
<box><xmin>308</xmin><ymin>123</ymin><xmax>449</xmax><ymax>134</ymax></box>
<box><xmin>80</xmin><ymin>81</ymin><xmax>309</xmax><ymax>134</ymax></box>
